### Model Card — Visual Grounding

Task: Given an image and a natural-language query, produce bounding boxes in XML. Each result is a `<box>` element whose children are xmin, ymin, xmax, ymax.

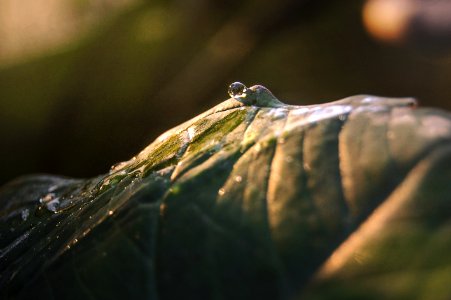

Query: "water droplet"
<box><xmin>170</xmin><ymin>185</ymin><xmax>181</xmax><ymax>195</ymax></box>
<box><xmin>160</xmin><ymin>203</ymin><xmax>167</xmax><ymax>216</ymax></box>
<box><xmin>99</xmin><ymin>178</ymin><xmax>112</xmax><ymax>191</ymax></box>
<box><xmin>46</xmin><ymin>200</ymin><xmax>60</xmax><ymax>212</ymax></box>
<box><xmin>39</xmin><ymin>193</ymin><xmax>60</xmax><ymax>213</ymax></box>
<box><xmin>228</xmin><ymin>82</ymin><xmax>248</xmax><ymax>98</ymax></box>
<box><xmin>218</xmin><ymin>188</ymin><xmax>226</xmax><ymax>196</ymax></box>
<box><xmin>234</xmin><ymin>175</ymin><xmax>242</xmax><ymax>183</ymax></box>
<box><xmin>187</xmin><ymin>127</ymin><xmax>196</xmax><ymax>140</ymax></box>
<box><xmin>254</xmin><ymin>143</ymin><xmax>262</xmax><ymax>153</ymax></box>
<box><xmin>40</xmin><ymin>193</ymin><xmax>55</xmax><ymax>203</ymax></box>
<box><xmin>108</xmin><ymin>210</ymin><xmax>114</xmax><ymax>216</ymax></box>
<box><xmin>110</xmin><ymin>161</ymin><xmax>128</xmax><ymax>173</ymax></box>
<box><xmin>21</xmin><ymin>209</ymin><xmax>30</xmax><ymax>221</ymax></box>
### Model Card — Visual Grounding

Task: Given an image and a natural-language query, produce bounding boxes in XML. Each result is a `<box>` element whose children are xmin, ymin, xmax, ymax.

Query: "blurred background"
<box><xmin>1</xmin><ymin>0</ymin><xmax>451</xmax><ymax>184</ymax></box>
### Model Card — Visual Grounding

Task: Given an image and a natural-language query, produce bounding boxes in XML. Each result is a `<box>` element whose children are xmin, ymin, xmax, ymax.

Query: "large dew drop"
<box><xmin>227</xmin><ymin>82</ymin><xmax>285</xmax><ymax>108</ymax></box>
<box><xmin>228</xmin><ymin>82</ymin><xmax>248</xmax><ymax>98</ymax></box>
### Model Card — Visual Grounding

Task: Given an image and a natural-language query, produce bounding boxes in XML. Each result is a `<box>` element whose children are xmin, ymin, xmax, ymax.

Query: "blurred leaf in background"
<box><xmin>0</xmin><ymin>0</ymin><xmax>451</xmax><ymax>184</ymax></box>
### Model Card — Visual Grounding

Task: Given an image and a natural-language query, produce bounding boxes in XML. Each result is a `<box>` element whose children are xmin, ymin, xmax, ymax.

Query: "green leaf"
<box><xmin>1</xmin><ymin>84</ymin><xmax>450</xmax><ymax>299</ymax></box>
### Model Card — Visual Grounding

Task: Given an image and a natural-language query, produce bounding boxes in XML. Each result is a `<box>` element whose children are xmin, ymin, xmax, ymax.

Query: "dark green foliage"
<box><xmin>1</xmin><ymin>89</ymin><xmax>451</xmax><ymax>299</ymax></box>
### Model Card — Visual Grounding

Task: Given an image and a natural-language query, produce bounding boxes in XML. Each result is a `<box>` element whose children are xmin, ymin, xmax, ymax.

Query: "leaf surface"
<box><xmin>1</xmin><ymin>85</ymin><xmax>450</xmax><ymax>299</ymax></box>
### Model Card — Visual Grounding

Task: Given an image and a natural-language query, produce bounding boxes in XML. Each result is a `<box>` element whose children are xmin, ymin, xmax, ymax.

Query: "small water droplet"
<box><xmin>39</xmin><ymin>193</ymin><xmax>60</xmax><ymax>213</ymax></box>
<box><xmin>103</xmin><ymin>178</ymin><xmax>111</xmax><ymax>186</ymax></box>
<box><xmin>254</xmin><ymin>143</ymin><xmax>262</xmax><ymax>153</ymax></box>
<box><xmin>110</xmin><ymin>161</ymin><xmax>128</xmax><ymax>173</ymax></box>
<box><xmin>40</xmin><ymin>193</ymin><xmax>55</xmax><ymax>203</ymax></box>
<box><xmin>108</xmin><ymin>210</ymin><xmax>114</xmax><ymax>216</ymax></box>
<box><xmin>228</xmin><ymin>82</ymin><xmax>248</xmax><ymax>98</ymax></box>
<box><xmin>160</xmin><ymin>203</ymin><xmax>167</xmax><ymax>216</ymax></box>
<box><xmin>234</xmin><ymin>175</ymin><xmax>242</xmax><ymax>183</ymax></box>
<box><xmin>46</xmin><ymin>200</ymin><xmax>60</xmax><ymax>212</ymax></box>
<box><xmin>218</xmin><ymin>188</ymin><xmax>226</xmax><ymax>196</ymax></box>
<box><xmin>21</xmin><ymin>209</ymin><xmax>30</xmax><ymax>221</ymax></box>
<box><xmin>187</xmin><ymin>127</ymin><xmax>196</xmax><ymax>140</ymax></box>
<box><xmin>338</xmin><ymin>114</ymin><xmax>346</xmax><ymax>121</ymax></box>
<box><xmin>170</xmin><ymin>185</ymin><xmax>181</xmax><ymax>195</ymax></box>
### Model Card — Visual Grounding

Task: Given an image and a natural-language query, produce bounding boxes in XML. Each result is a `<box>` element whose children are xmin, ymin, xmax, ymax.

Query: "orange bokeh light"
<box><xmin>363</xmin><ymin>0</ymin><xmax>415</xmax><ymax>43</ymax></box>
